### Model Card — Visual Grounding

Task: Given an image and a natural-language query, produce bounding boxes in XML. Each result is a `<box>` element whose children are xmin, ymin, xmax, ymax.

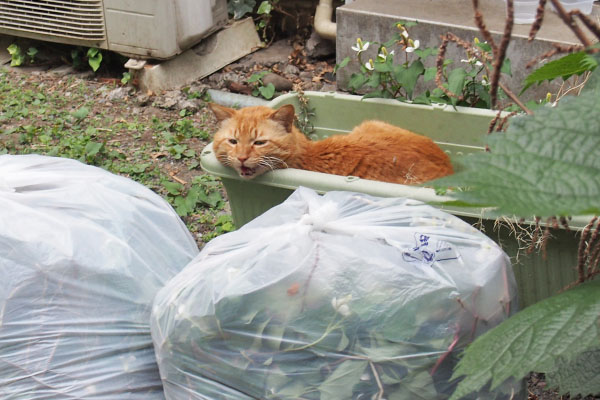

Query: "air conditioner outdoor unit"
<box><xmin>0</xmin><ymin>0</ymin><xmax>229</xmax><ymax>60</ymax></box>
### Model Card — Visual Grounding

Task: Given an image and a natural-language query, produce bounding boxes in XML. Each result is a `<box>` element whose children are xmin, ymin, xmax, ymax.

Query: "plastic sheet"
<box><xmin>0</xmin><ymin>155</ymin><xmax>199</xmax><ymax>399</ymax></box>
<box><xmin>152</xmin><ymin>187</ymin><xmax>522</xmax><ymax>400</ymax></box>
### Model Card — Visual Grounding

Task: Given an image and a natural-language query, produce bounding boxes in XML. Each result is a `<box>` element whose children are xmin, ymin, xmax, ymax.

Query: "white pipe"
<box><xmin>207</xmin><ymin>89</ymin><xmax>268</xmax><ymax>108</ymax></box>
<box><xmin>314</xmin><ymin>0</ymin><xmax>336</xmax><ymax>40</ymax></box>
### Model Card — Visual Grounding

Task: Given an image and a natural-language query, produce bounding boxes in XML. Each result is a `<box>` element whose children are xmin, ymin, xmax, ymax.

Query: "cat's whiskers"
<box><xmin>217</xmin><ymin>154</ymin><xmax>233</xmax><ymax>167</ymax></box>
<box><xmin>260</xmin><ymin>156</ymin><xmax>288</xmax><ymax>171</ymax></box>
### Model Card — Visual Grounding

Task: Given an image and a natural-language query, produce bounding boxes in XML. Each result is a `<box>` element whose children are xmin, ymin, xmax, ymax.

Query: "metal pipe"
<box><xmin>206</xmin><ymin>89</ymin><xmax>269</xmax><ymax>108</ymax></box>
<box><xmin>314</xmin><ymin>0</ymin><xmax>336</xmax><ymax>40</ymax></box>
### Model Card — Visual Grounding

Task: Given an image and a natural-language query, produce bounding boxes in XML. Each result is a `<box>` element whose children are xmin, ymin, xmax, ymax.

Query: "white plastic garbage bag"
<box><xmin>0</xmin><ymin>155</ymin><xmax>199</xmax><ymax>399</ymax></box>
<box><xmin>151</xmin><ymin>187</ymin><xmax>521</xmax><ymax>400</ymax></box>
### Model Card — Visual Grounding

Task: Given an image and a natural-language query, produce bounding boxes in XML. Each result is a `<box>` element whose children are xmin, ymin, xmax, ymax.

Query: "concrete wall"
<box><xmin>336</xmin><ymin>0</ymin><xmax>599</xmax><ymax>103</ymax></box>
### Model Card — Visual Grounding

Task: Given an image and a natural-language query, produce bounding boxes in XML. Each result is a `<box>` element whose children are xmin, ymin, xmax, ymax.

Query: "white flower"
<box><xmin>377</xmin><ymin>47</ymin><xmax>394</xmax><ymax>62</ymax></box>
<box><xmin>351</xmin><ymin>38</ymin><xmax>370</xmax><ymax>54</ymax></box>
<box><xmin>461</xmin><ymin>57</ymin><xmax>483</xmax><ymax>67</ymax></box>
<box><xmin>364</xmin><ymin>59</ymin><xmax>375</xmax><ymax>71</ymax></box>
<box><xmin>405</xmin><ymin>39</ymin><xmax>420</xmax><ymax>53</ymax></box>
<box><xmin>331</xmin><ymin>294</ymin><xmax>352</xmax><ymax>316</ymax></box>
<box><xmin>401</xmin><ymin>29</ymin><xmax>409</xmax><ymax>39</ymax></box>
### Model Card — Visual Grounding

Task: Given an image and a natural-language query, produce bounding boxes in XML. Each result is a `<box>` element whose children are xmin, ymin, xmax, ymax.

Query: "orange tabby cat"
<box><xmin>209</xmin><ymin>103</ymin><xmax>453</xmax><ymax>184</ymax></box>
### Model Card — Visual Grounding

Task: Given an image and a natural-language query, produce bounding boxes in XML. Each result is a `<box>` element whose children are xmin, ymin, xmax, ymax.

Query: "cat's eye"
<box><xmin>228</xmin><ymin>139</ymin><xmax>238</xmax><ymax>145</ymax></box>
<box><xmin>253</xmin><ymin>140</ymin><xmax>267</xmax><ymax>146</ymax></box>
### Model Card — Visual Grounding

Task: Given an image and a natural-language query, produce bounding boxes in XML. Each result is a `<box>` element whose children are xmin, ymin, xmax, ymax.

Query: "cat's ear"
<box><xmin>270</xmin><ymin>104</ymin><xmax>295</xmax><ymax>133</ymax></box>
<box><xmin>209</xmin><ymin>103</ymin><xmax>236</xmax><ymax>123</ymax></box>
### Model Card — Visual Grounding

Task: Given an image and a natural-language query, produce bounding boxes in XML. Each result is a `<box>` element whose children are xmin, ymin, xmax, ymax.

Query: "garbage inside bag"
<box><xmin>151</xmin><ymin>187</ymin><xmax>522</xmax><ymax>399</ymax></box>
<box><xmin>0</xmin><ymin>155</ymin><xmax>199</xmax><ymax>399</ymax></box>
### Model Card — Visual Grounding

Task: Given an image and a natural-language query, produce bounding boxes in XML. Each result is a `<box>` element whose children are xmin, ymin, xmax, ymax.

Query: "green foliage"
<box><xmin>86</xmin><ymin>47</ymin><xmax>103</xmax><ymax>72</ymax></box>
<box><xmin>121</xmin><ymin>72</ymin><xmax>132</xmax><ymax>85</ymax></box>
<box><xmin>7</xmin><ymin>44</ymin><xmax>24</xmax><ymax>66</ymax></box>
<box><xmin>338</xmin><ymin>23</ymin><xmax>506</xmax><ymax>108</ymax></box>
<box><xmin>162</xmin><ymin>175</ymin><xmax>226</xmax><ymax>218</ymax></box>
<box><xmin>449</xmin><ymin>281</ymin><xmax>600</xmax><ymax>400</ymax></box>
<box><xmin>248</xmin><ymin>71</ymin><xmax>276</xmax><ymax>99</ymax></box>
<box><xmin>70</xmin><ymin>47</ymin><xmax>104</xmax><ymax>72</ymax></box>
<box><xmin>521</xmin><ymin>51</ymin><xmax>598</xmax><ymax>94</ymax></box>
<box><xmin>6</xmin><ymin>44</ymin><xmax>37</xmax><ymax>66</ymax></box>
<box><xmin>0</xmin><ymin>70</ymin><xmax>230</xmax><ymax>243</ymax></box>
<box><xmin>433</xmin><ymin>68</ymin><xmax>600</xmax><ymax>218</ymax></box>
<box><xmin>228</xmin><ymin>0</ymin><xmax>256</xmax><ymax>19</ymax></box>
<box><xmin>545</xmin><ymin>349</ymin><xmax>600</xmax><ymax>396</ymax></box>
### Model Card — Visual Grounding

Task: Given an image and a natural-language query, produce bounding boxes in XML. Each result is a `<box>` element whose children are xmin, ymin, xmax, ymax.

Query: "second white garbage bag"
<box><xmin>151</xmin><ymin>187</ymin><xmax>521</xmax><ymax>400</ymax></box>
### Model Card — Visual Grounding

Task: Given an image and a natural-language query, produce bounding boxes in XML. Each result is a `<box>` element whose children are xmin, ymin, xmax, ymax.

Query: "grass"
<box><xmin>0</xmin><ymin>67</ymin><xmax>234</xmax><ymax>246</ymax></box>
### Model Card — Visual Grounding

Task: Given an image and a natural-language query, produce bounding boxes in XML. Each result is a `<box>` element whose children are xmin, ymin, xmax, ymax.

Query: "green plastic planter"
<box><xmin>201</xmin><ymin>91</ymin><xmax>586</xmax><ymax>308</ymax></box>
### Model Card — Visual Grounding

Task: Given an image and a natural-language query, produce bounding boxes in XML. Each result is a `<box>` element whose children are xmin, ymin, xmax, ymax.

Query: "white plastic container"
<box><xmin>552</xmin><ymin>0</ymin><xmax>595</xmax><ymax>14</ymax></box>
<box><xmin>504</xmin><ymin>0</ymin><xmax>539</xmax><ymax>24</ymax></box>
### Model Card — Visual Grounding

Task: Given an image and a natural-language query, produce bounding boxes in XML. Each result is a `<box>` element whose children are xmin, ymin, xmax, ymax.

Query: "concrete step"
<box><xmin>336</xmin><ymin>0</ymin><xmax>599</xmax><ymax>102</ymax></box>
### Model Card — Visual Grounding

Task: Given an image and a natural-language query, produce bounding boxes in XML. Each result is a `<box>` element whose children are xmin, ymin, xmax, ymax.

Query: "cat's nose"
<box><xmin>237</xmin><ymin>156</ymin><xmax>248</xmax><ymax>164</ymax></box>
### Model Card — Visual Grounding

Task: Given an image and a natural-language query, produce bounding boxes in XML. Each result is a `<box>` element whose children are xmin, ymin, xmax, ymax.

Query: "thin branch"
<box><xmin>490</xmin><ymin>0</ymin><xmax>514</xmax><ymax>107</ymax></box>
<box><xmin>370</xmin><ymin>362</ymin><xmax>384</xmax><ymax>400</ymax></box>
<box><xmin>471</xmin><ymin>0</ymin><xmax>497</xmax><ymax>50</ymax></box>
<box><xmin>577</xmin><ymin>217</ymin><xmax>597</xmax><ymax>283</ymax></box>
<box><xmin>499</xmin><ymin>82</ymin><xmax>533</xmax><ymax>114</ymax></box>
<box><xmin>548</xmin><ymin>0</ymin><xmax>593</xmax><ymax>47</ymax></box>
<box><xmin>570</xmin><ymin>10</ymin><xmax>600</xmax><ymax>42</ymax></box>
<box><xmin>528</xmin><ymin>0</ymin><xmax>548</xmax><ymax>41</ymax></box>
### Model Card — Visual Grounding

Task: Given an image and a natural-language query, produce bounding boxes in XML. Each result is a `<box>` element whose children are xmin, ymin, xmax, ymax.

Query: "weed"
<box><xmin>248</xmin><ymin>71</ymin><xmax>276</xmax><ymax>99</ymax></box>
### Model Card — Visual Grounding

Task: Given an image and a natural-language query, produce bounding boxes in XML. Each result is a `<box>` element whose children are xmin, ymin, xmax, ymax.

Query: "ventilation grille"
<box><xmin>0</xmin><ymin>0</ymin><xmax>105</xmax><ymax>41</ymax></box>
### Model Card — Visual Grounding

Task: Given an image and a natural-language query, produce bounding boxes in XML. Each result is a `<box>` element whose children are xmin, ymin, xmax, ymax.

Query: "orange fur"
<box><xmin>209</xmin><ymin>103</ymin><xmax>453</xmax><ymax>184</ymax></box>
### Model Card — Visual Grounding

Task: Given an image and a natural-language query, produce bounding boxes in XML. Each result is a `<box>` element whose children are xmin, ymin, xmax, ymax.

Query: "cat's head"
<box><xmin>209</xmin><ymin>103</ymin><xmax>296</xmax><ymax>179</ymax></box>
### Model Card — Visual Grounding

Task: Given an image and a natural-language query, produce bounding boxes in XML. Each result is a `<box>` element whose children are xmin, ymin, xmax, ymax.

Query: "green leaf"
<box><xmin>71</xmin><ymin>106</ymin><xmax>89</xmax><ymax>120</ymax></box>
<box><xmin>449</xmin><ymin>280</ymin><xmax>600</xmax><ymax>400</ymax></box>
<box><xmin>545</xmin><ymin>349</ymin><xmax>600</xmax><ymax>396</ymax></box>
<box><xmin>363</xmin><ymin>89</ymin><xmax>394</xmax><ymax>99</ymax></box>
<box><xmin>228</xmin><ymin>0</ymin><xmax>256</xmax><ymax>19</ymax></box>
<box><xmin>394</xmin><ymin>60</ymin><xmax>424</xmax><ymax>99</ymax></box>
<box><xmin>257</xmin><ymin>0</ymin><xmax>272</xmax><ymax>14</ymax></box>
<box><xmin>413</xmin><ymin>47</ymin><xmax>436</xmax><ymax>59</ymax></box>
<box><xmin>163</xmin><ymin>181</ymin><xmax>183</xmax><ymax>195</ymax></box>
<box><xmin>27</xmin><ymin>47</ymin><xmax>38</xmax><ymax>59</ymax></box>
<box><xmin>258</xmin><ymin>83</ymin><xmax>275</xmax><ymax>99</ymax></box>
<box><xmin>424</xmin><ymin>67</ymin><xmax>437</xmax><ymax>82</ymax></box>
<box><xmin>7</xmin><ymin>43</ymin><xmax>24</xmax><ymax>67</ymax></box>
<box><xmin>87</xmin><ymin>48</ymin><xmax>102</xmax><ymax>72</ymax></box>
<box><xmin>348</xmin><ymin>73</ymin><xmax>368</xmax><ymax>92</ymax></box>
<box><xmin>447</xmin><ymin>68</ymin><xmax>467</xmax><ymax>100</ymax></box>
<box><xmin>6</xmin><ymin>43</ymin><xmax>19</xmax><ymax>56</ymax></box>
<box><xmin>476</xmin><ymin>41</ymin><xmax>493</xmax><ymax>53</ymax></box>
<box><xmin>318</xmin><ymin>360</ymin><xmax>368</xmax><ymax>400</ymax></box>
<box><xmin>365</xmin><ymin>71</ymin><xmax>381</xmax><ymax>88</ymax></box>
<box><xmin>501</xmin><ymin>58</ymin><xmax>512</xmax><ymax>76</ymax></box>
<box><xmin>521</xmin><ymin>52</ymin><xmax>596</xmax><ymax>94</ymax></box>
<box><xmin>334</xmin><ymin>56</ymin><xmax>350</xmax><ymax>74</ymax></box>
<box><xmin>247</xmin><ymin>71</ymin><xmax>268</xmax><ymax>83</ymax></box>
<box><xmin>433</xmin><ymin>80</ymin><xmax>600</xmax><ymax>218</ymax></box>
<box><xmin>374</xmin><ymin>61</ymin><xmax>392</xmax><ymax>73</ymax></box>
<box><xmin>85</xmin><ymin>141</ymin><xmax>103</xmax><ymax>157</ymax></box>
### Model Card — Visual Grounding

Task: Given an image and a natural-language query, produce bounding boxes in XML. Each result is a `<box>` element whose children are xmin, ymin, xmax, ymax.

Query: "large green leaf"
<box><xmin>434</xmin><ymin>72</ymin><xmax>600</xmax><ymax>218</ymax></box>
<box><xmin>449</xmin><ymin>281</ymin><xmax>600</xmax><ymax>400</ymax></box>
<box><xmin>545</xmin><ymin>349</ymin><xmax>600</xmax><ymax>396</ymax></box>
<box><xmin>521</xmin><ymin>51</ymin><xmax>597</xmax><ymax>94</ymax></box>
